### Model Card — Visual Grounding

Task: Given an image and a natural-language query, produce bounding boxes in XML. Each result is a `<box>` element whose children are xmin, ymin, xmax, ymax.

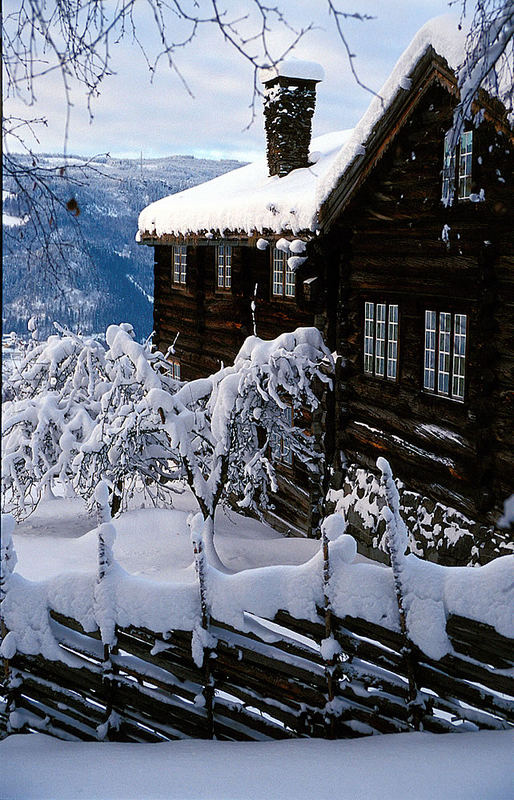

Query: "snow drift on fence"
<box><xmin>1</xmin><ymin>512</ymin><xmax>512</xmax><ymax>665</ymax></box>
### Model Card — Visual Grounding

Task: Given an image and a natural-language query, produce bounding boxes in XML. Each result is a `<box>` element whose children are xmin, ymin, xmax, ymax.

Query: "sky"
<box><xmin>4</xmin><ymin>1</ymin><xmax>458</xmax><ymax>163</ymax></box>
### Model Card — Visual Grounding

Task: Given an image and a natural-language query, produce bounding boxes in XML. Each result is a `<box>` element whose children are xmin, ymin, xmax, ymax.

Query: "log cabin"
<box><xmin>138</xmin><ymin>17</ymin><xmax>513</xmax><ymax>563</ymax></box>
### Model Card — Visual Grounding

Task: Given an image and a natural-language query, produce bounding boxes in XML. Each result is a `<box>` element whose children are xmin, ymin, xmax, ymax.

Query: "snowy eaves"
<box><xmin>138</xmin><ymin>15</ymin><xmax>466</xmax><ymax>240</ymax></box>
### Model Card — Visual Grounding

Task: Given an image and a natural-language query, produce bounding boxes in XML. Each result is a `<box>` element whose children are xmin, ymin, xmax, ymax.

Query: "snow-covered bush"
<box><xmin>2</xmin><ymin>321</ymin><xmax>333</xmax><ymax>568</ymax></box>
<box><xmin>1</xmin><ymin>323</ymin><xmax>178</xmax><ymax>518</ymax></box>
<box><xmin>73</xmin><ymin>324</ymin><xmax>181</xmax><ymax>514</ymax></box>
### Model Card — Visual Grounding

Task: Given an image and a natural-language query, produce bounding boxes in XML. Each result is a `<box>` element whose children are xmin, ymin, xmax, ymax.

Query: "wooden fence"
<box><xmin>1</xmin><ymin>600</ymin><xmax>512</xmax><ymax>742</ymax></box>
<box><xmin>1</xmin><ymin>474</ymin><xmax>513</xmax><ymax>743</ymax></box>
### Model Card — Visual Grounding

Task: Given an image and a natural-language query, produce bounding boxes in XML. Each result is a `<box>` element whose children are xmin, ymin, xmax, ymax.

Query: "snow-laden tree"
<box><xmin>1</xmin><ymin>322</ymin><xmax>178</xmax><ymax>518</ymax></box>
<box><xmin>73</xmin><ymin>324</ymin><xmax>181</xmax><ymax>515</ymax></box>
<box><xmin>455</xmin><ymin>0</ymin><xmax>513</xmax><ymax>133</ymax></box>
<box><xmin>155</xmin><ymin>327</ymin><xmax>333</xmax><ymax>569</ymax></box>
<box><xmin>1</xmin><ymin>324</ymin><xmax>108</xmax><ymax>516</ymax></box>
<box><xmin>2</xmin><ymin>321</ymin><xmax>333</xmax><ymax>568</ymax></box>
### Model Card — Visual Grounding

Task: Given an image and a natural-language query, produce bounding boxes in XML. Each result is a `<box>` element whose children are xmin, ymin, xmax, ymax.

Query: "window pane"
<box><xmin>180</xmin><ymin>246</ymin><xmax>187</xmax><ymax>284</ymax></box>
<box><xmin>217</xmin><ymin>245</ymin><xmax>224</xmax><ymax>288</ymax></box>
<box><xmin>225</xmin><ymin>245</ymin><xmax>232</xmax><ymax>288</ymax></box>
<box><xmin>375</xmin><ymin>304</ymin><xmax>386</xmax><ymax>377</ymax></box>
<box><xmin>424</xmin><ymin>310</ymin><xmax>437</xmax><ymax>390</ymax></box>
<box><xmin>272</xmin><ymin>248</ymin><xmax>284</xmax><ymax>296</ymax></box>
<box><xmin>459</xmin><ymin>131</ymin><xmax>473</xmax><ymax>200</ymax></box>
<box><xmin>452</xmin><ymin>314</ymin><xmax>467</xmax><ymax>399</ymax></box>
<box><xmin>364</xmin><ymin>302</ymin><xmax>374</xmax><ymax>374</ymax></box>
<box><xmin>285</xmin><ymin>261</ymin><xmax>295</xmax><ymax>298</ymax></box>
<box><xmin>387</xmin><ymin>304</ymin><xmax>398</xmax><ymax>380</ymax></box>
<box><xmin>173</xmin><ymin>246</ymin><xmax>181</xmax><ymax>283</ymax></box>
<box><xmin>442</xmin><ymin>131</ymin><xmax>455</xmax><ymax>204</ymax></box>
<box><xmin>438</xmin><ymin>312</ymin><xmax>451</xmax><ymax>395</ymax></box>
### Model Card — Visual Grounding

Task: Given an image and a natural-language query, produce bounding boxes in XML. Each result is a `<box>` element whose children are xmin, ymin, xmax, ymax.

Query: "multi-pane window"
<box><xmin>442</xmin><ymin>130</ymin><xmax>473</xmax><ymax>203</ymax></box>
<box><xmin>424</xmin><ymin>311</ymin><xmax>467</xmax><ymax>400</ymax></box>
<box><xmin>364</xmin><ymin>302</ymin><xmax>399</xmax><ymax>380</ymax></box>
<box><xmin>272</xmin><ymin>248</ymin><xmax>295</xmax><ymax>299</ymax></box>
<box><xmin>458</xmin><ymin>131</ymin><xmax>473</xmax><ymax>200</ymax></box>
<box><xmin>270</xmin><ymin>404</ymin><xmax>293</xmax><ymax>466</ymax></box>
<box><xmin>169</xmin><ymin>359</ymin><xmax>181</xmax><ymax>380</ymax></box>
<box><xmin>217</xmin><ymin>243</ymin><xmax>232</xmax><ymax>289</ymax></box>
<box><xmin>173</xmin><ymin>245</ymin><xmax>187</xmax><ymax>285</ymax></box>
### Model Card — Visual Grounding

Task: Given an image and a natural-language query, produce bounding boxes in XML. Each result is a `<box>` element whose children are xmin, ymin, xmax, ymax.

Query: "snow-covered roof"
<box><xmin>138</xmin><ymin>129</ymin><xmax>353</xmax><ymax>238</ymax></box>
<box><xmin>138</xmin><ymin>16</ymin><xmax>466</xmax><ymax>240</ymax></box>
<box><xmin>260</xmin><ymin>59</ymin><xmax>325</xmax><ymax>84</ymax></box>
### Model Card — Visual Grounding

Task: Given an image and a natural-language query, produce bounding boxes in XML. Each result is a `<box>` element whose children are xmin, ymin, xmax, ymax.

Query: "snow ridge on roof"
<box><xmin>316</xmin><ymin>15</ymin><xmax>466</xmax><ymax>207</ymax></box>
<box><xmin>138</xmin><ymin>15</ymin><xmax>465</xmax><ymax>240</ymax></box>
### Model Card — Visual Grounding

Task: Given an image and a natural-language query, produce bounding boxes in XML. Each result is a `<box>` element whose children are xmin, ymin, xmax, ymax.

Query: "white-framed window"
<box><xmin>364</xmin><ymin>301</ymin><xmax>399</xmax><ymax>381</ymax></box>
<box><xmin>272</xmin><ymin>248</ymin><xmax>295</xmax><ymax>299</ymax></box>
<box><xmin>424</xmin><ymin>310</ymin><xmax>467</xmax><ymax>401</ymax></box>
<box><xmin>216</xmin><ymin>243</ymin><xmax>232</xmax><ymax>290</ymax></box>
<box><xmin>442</xmin><ymin>130</ymin><xmax>473</xmax><ymax>203</ymax></box>
<box><xmin>173</xmin><ymin>245</ymin><xmax>187</xmax><ymax>285</ymax></box>
<box><xmin>270</xmin><ymin>404</ymin><xmax>293</xmax><ymax>466</ymax></box>
<box><xmin>458</xmin><ymin>131</ymin><xmax>473</xmax><ymax>200</ymax></box>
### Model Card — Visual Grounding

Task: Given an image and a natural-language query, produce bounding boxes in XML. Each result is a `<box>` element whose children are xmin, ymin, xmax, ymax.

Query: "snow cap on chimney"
<box><xmin>261</xmin><ymin>60</ymin><xmax>324</xmax><ymax>178</ymax></box>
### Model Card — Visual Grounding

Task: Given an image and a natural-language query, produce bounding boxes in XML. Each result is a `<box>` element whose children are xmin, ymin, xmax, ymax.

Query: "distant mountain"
<box><xmin>2</xmin><ymin>153</ymin><xmax>244</xmax><ymax>340</ymax></box>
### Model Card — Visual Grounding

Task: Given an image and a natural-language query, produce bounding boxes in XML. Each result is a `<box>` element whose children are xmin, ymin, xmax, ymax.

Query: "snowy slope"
<box><xmin>2</xmin><ymin>154</ymin><xmax>243</xmax><ymax>339</ymax></box>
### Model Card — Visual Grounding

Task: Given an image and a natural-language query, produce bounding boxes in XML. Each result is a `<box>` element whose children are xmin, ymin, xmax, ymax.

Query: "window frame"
<box><xmin>270</xmin><ymin>403</ymin><xmax>294</xmax><ymax>467</ymax></box>
<box><xmin>271</xmin><ymin>247</ymin><xmax>296</xmax><ymax>300</ymax></box>
<box><xmin>442</xmin><ymin>129</ymin><xmax>474</xmax><ymax>204</ymax></box>
<box><xmin>216</xmin><ymin>243</ymin><xmax>232</xmax><ymax>291</ymax></box>
<box><xmin>363</xmin><ymin>301</ymin><xmax>399</xmax><ymax>382</ymax></box>
<box><xmin>168</xmin><ymin>358</ymin><xmax>181</xmax><ymax>380</ymax></box>
<box><xmin>172</xmin><ymin>244</ymin><xmax>187</xmax><ymax>287</ymax></box>
<box><xmin>423</xmin><ymin>310</ymin><xmax>468</xmax><ymax>402</ymax></box>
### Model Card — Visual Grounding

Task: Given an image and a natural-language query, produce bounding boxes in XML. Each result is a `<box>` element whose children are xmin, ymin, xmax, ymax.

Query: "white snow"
<box><xmin>3</xmin><ymin>213</ymin><xmax>28</xmax><ymax>227</ymax></box>
<box><xmin>260</xmin><ymin>59</ymin><xmax>325</xmax><ymax>83</ymax></box>
<box><xmin>3</xmin><ymin>490</ymin><xmax>513</xmax><ymax>664</ymax></box>
<box><xmin>1</xmin><ymin>730</ymin><xmax>512</xmax><ymax>800</ymax></box>
<box><xmin>138</xmin><ymin>16</ymin><xmax>470</xmax><ymax>240</ymax></box>
<box><xmin>138</xmin><ymin>129</ymin><xmax>353</xmax><ymax>237</ymax></box>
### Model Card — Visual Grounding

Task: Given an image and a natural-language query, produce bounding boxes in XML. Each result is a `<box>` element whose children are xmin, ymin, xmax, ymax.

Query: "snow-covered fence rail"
<box><xmin>1</xmin><ymin>597</ymin><xmax>513</xmax><ymax>742</ymax></box>
<box><xmin>1</xmin><ymin>510</ymin><xmax>513</xmax><ymax>742</ymax></box>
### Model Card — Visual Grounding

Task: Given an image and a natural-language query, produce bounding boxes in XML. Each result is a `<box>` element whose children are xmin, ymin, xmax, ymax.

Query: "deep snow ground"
<box><xmin>10</xmin><ymin>489</ymin><xmax>325</xmax><ymax>582</ymax></box>
<box><xmin>1</xmin><ymin>730</ymin><xmax>512</xmax><ymax>800</ymax></box>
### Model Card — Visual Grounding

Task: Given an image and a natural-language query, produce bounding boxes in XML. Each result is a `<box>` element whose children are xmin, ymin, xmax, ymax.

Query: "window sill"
<box><xmin>421</xmin><ymin>390</ymin><xmax>465</xmax><ymax>405</ymax></box>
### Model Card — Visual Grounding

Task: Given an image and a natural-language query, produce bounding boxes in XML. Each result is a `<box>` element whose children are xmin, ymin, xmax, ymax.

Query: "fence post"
<box><xmin>0</xmin><ymin>514</ymin><xmax>22</xmax><ymax>733</ymax></box>
<box><xmin>94</xmin><ymin>482</ymin><xmax>119</xmax><ymax>740</ymax></box>
<box><xmin>377</xmin><ymin>458</ymin><xmax>422</xmax><ymax>728</ymax></box>
<box><xmin>190</xmin><ymin>513</ymin><xmax>215</xmax><ymax>739</ymax></box>
<box><xmin>320</xmin><ymin>513</ymin><xmax>351</xmax><ymax>738</ymax></box>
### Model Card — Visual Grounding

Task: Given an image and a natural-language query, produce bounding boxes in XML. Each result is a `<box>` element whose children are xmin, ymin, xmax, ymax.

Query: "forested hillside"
<box><xmin>2</xmin><ymin>154</ymin><xmax>243</xmax><ymax>340</ymax></box>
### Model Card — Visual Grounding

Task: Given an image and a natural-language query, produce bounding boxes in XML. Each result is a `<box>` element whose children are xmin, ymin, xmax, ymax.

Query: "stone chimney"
<box><xmin>261</xmin><ymin>60</ymin><xmax>324</xmax><ymax>178</ymax></box>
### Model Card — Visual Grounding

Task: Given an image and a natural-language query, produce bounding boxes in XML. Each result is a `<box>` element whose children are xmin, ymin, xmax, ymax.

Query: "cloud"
<box><xmin>4</xmin><ymin>0</ymin><xmax>452</xmax><ymax>161</ymax></box>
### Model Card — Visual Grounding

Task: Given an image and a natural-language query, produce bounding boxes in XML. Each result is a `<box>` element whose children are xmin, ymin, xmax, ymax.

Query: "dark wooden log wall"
<box><xmin>328</xmin><ymin>80</ymin><xmax>513</xmax><ymax>525</ymax></box>
<box><xmin>153</xmin><ymin>239</ymin><xmax>316</xmax><ymax>381</ymax></box>
<box><xmin>152</xmin><ymin>237</ymin><xmax>326</xmax><ymax>536</ymax></box>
